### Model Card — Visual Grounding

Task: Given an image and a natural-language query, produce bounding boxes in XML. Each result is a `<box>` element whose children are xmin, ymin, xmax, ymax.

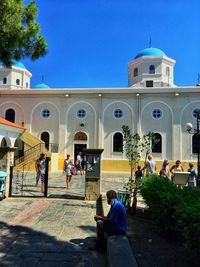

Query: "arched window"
<box><xmin>41</xmin><ymin>132</ymin><xmax>50</xmax><ymax>150</ymax></box>
<box><xmin>16</xmin><ymin>79</ymin><xmax>20</xmax><ymax>85</ymax></box>
<box><xmin>5</xmin><ymin>108</ymin><xmax>15</xmax><ymax>123</ymax></box>
<box><xmin>3</xmin><ymin>77</ymin><xmax>7</xmax><ymax>84</ymax></box>
<box><xmin>149</xmin><ymin>65</ymin><xmax>155</xmax><ymax>74</ymax></box>
<box><xmin>192</xmin><ymin>134</ymin><xmax>200</xmax><ymax>153</ymax></box>
<box><xmin>113</xmin><ymin>132</ymin><xmax>123</xmax><ymax>152</ymax></box>
<box><xmin>134</xmin><ymin>68</ymin><xmax>138</xmax><ymax>77</ymax></box>
<box><xmin>152</xmin><ymin>133</ymin><xmax>162</xmax><ymax>153</ymax></box>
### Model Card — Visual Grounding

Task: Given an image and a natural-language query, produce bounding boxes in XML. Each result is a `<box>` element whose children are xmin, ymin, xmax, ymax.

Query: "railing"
<box><xmin>14</xmin><ymin>143</ymin><xmax>45</xmax><ymax>166</ymax></box>
<box><xmin>14</xmin><ymin>142</ymin><xmax>59</xmax><ymax>168</ymax></box>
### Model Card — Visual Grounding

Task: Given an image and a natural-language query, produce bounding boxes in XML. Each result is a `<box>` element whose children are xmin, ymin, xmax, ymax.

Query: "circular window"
<box><xmin>77</xmin><ymin>109</ymin><xmax>86</xmax><ymax>118</ymax></box>
<box><xmin>41</xmin><ymin>109</ymin><xmax>50</xmax><ymax>118</ymax></box>
<box><xmin>152</xmin><ymin>109</ymin><xmax>162</xmax><ymax>119</ymax></box>
<box><xmin>114</xmin><ymin>109</ymin><xmax>123</xmax><ymax>118</ymax></box>
<box><xmin>193</xmin><ymin>109</ymin><xmax>200</xmax><ymax>118</ymax></box>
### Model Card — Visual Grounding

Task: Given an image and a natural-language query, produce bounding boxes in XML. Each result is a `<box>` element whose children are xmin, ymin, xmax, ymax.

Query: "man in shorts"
<box><xmin>35</xmin><ymin>153</ymin><xmax>46</xmax><ymax>192</ymax></box>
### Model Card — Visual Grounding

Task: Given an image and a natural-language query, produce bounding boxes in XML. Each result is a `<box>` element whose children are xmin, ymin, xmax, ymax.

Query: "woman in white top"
<box><xmin>63</xmin><ymin>154</ymin><xmax>73</xmax><ymax>189</ymax></box>
<box><xmin>142</xmin><ymin>154</ymin><xmax>156</xmax><ymax>176</ymax></box>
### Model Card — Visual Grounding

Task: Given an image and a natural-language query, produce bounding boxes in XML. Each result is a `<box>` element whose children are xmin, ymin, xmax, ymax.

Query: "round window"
<box><xmin>114</xmin><ymin>109</ymin><xmax>123</xmax><ymax>118</ymax></box>
<box><xmin>152</xmin><ymin>109</ymin><xmax>162</xmax><ymax>119</ymax></box>
<box><xmin>41</xmin><ymin>109</ymin><xmax>50</xmax><ymax>118</ymax></box>
<box><xmin>77</xmin><ymin>109</ymin><xmax>86</xmax><ymax>118</ymax></box>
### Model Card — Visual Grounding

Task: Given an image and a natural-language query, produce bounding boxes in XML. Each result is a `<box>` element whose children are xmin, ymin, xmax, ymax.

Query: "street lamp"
<box><xmin>186</xmin><ymin>108</ymin><xmax>200</xmax><ymax>186</ymax></box>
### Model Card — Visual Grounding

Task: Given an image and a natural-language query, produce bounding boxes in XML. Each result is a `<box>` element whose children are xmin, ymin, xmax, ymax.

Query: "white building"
<box><xmin>0</xmin><ymin>47</ymin><xmax>199</xmax><ymax>172</ymax></box>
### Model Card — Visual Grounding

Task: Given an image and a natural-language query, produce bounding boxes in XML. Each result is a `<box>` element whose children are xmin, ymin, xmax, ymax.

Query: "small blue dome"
<box><xmin>135</xmin><ymin>47</ymin><xmax>166</xmax><ymax>59</ymax></box>
<box><xmin>12</xmin><ymin>61</ymin><xmax>27</xmax><ymax>70</ymax></box>
<box><xmin>0</xmin><ymin>60</ymin><xmax>27</xmax><ymax>70</ymax></box>
<box><xmin>33</xmin><ymin>83</ymin><xmax>50</xmax><ymax>89</ymax></box>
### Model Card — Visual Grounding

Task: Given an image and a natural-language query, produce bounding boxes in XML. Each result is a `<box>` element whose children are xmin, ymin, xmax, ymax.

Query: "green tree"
<box><xmin>0</xmin><ymin>0</ymin><xmax>47</xmax><ymax>67</ymax></box>
<box><xmin>122</xmin><ymin>125</ymin><xmax>158</xmax><ymax>179</ymax></box>
<box><xmin>122</xmin><ymin>125</ymin><xmax>142</xmax><ymax>179</ymax></box>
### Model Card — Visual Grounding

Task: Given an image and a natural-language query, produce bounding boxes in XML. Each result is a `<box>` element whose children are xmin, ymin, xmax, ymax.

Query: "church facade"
<box><xmin>0</xmin><ymin>47</ymin><xmax>199</xmax><ymax>171</ymax></box>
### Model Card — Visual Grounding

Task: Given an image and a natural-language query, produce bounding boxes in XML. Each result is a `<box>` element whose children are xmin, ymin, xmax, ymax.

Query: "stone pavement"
<box><xmin>0</xmin><ymin>172</ymin><xmax>135</xmax><ymax>267</ymax></box>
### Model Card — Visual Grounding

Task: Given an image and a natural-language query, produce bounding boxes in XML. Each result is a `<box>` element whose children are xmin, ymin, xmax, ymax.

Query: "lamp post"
<box><xmin>186</xmin><ymin>109</ymin><xmax>200</xmax><ymax>186</ymax></box>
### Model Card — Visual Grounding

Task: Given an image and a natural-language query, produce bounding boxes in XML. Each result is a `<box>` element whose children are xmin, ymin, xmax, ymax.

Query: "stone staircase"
<box><xmin>14</xmin><ymin>130</ymin><xmax>48</xmax><ymax>171</ymax></box>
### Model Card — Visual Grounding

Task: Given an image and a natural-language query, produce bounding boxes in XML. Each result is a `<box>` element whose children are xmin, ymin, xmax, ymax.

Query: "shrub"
<box><xmin>140</xmin><ymin>174</ymin><xmax>200</xmax><ymax>253</ymax></box>
<box><xmin>141</xmin><ymin>175</ymin><xmax>181</xmax><ymax>236</ymax></box>
<box><xmin>175</xmin><ymin>192</ymin><xmax>200</xmax><ymax>254</ymax></box>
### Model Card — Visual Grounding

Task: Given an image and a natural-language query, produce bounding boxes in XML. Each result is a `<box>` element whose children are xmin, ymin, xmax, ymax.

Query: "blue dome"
<box><xmin>135</xmin><ymin>47</ymin><xmax>166</xmax><ymax>59</ymax></box>
<box><xmin>33</xmin><ymin>83</ymin><xmax>50</xmax><ymax>89</ymax></box>
<box><xmin>0</xmin><ymin>60</ymin><xmax>27</xmax><ymax>70</ymax></box>
<box><xmin>12</xmin><ymin>61</ymin><xmax>27</xmax><ymax>70</ymax></box>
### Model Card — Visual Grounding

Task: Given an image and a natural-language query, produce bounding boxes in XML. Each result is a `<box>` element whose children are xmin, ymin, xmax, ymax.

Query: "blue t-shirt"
<box><xmin>107</xmin><ymin>199</ymin><xmax>127</xmax><ymax>235</ymax></box>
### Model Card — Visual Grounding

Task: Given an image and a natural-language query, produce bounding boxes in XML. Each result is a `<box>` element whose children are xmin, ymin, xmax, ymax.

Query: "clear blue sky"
<box><xmin>24</xmin><ymin>0</ymin><xmax>200</xmax><ymax>88</ymax></box>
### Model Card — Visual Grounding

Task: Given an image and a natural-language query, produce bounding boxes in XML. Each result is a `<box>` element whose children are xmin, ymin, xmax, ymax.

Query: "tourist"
<box><xmin>76</xmin><ymin>152</ymin><xmax>83</xmax><ymax>175</ymax></box>
<box><xmin>63</xmin><ymin>154</ymin><xmax>73</xmax><ymax>189</ymax></box>
<box><xmin>90</xmin><ymin>190</ymin><xmax>127</xmax><ymax>251</ymax></box>
<box><xmin>160</xmin><ymin>159</ymin><xmax>171</xmax><ymax>180</ymax></box>
<box><xmin>142</xmin><ymin>154</ymin><xmax>156</xmax><ymax>176</ymax></box>
<box><xmin>170</xmin><ymin>160</ymin><xmax>184</xmax><ymax>175</ymax></box>
<box><xmin>187</xmin><ymin>163</ymin><xmax>197</xmax><ymax>187</ymax></box>
<box><xmin>135</xmin><ymin>165</ymin><xmax>143</xmax><ymax>181</ymax></box>
<box><xmin>35</xmin><ymin>153</ymin><xmax>46</xmax><ymax>193</ymax></box>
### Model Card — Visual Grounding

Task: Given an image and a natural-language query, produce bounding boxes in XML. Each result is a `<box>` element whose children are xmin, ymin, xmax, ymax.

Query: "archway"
<box><xmin>73</xmin><ymin>132</ymin><xmax>87</xmax><ymax>163</ymax></box>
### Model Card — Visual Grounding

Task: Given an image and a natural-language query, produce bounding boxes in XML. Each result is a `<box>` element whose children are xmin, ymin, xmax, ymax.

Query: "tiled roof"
<box><xmin>0</xmin><ymin>118</ymin><xmax>25</xmax><ymax>130</ymax></box>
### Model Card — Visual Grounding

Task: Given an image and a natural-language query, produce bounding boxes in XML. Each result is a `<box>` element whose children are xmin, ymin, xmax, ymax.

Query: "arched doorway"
<box><xmin>41</xmin><ymin>132</ymin><xmax>50</xmax><ymax>150</ymax></box>
<box><xmin>74</xmin><ymin>132</ymin><xmax>87</xmax><ymax>161</ymax></box>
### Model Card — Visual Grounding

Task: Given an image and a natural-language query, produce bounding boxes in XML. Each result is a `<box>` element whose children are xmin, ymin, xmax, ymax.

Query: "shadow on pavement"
<box><xmin>0</xmin><ymin>221</ymin><xmax>104</xmax><ymax>267</ymax></box>
<box><xmin>47</xmin><ymin>192</ymin><xmax>84</xmax><ymax>200</ymax></box>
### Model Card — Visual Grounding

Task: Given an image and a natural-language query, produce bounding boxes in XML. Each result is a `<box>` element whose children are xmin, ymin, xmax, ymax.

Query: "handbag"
<box><xmin>71</xmin><ymin>166</ymin><xmax>77</xmax><ymax>175</ymax></box>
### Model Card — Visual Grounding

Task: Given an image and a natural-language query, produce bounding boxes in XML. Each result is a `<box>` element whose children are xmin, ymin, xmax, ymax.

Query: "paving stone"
<box><xmin>0</xmin><ymin>172</ymin><xmax>130</xmax><ymax>266</ymax></box>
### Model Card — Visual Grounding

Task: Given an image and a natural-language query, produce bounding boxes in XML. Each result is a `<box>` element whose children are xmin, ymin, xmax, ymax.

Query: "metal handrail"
<box><xmin>14</xmin><ymin>143</ymin><xmax>44</xmax><ymax>165</ymax></box>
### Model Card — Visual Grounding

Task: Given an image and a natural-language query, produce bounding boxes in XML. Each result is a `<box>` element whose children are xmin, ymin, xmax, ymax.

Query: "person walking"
<box><xmin>187</xmin><ymin>163</ymin><xmax>197</xmax><ymax>187</ymax></box>
<box><xmin>142</xmin><ymin>154</ymin><xmax>156</xmax><ymax>176</ymax></box>
<box><xmin>63</xmin><ymin>154</ymin><xmax>73</xmax><ymax>189</ymax></box>
<box><xmin>35</xmin><ymin>153</ymin><xmax>46</xmax><ymax>193</ymax></box>
<box><xmin>81</xmin><ymin>152</ymin><xmax>86</xmax><ymax>175</ymax></box>
<box><xmin>76</xmin><ymin>152</ymin><xmax>83</xmax><ymax>175</ymax></box>
<box><xmin>160</xmin><ymin>159</ymin><xmax>171</xmax><ymax>180</ymax></box>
